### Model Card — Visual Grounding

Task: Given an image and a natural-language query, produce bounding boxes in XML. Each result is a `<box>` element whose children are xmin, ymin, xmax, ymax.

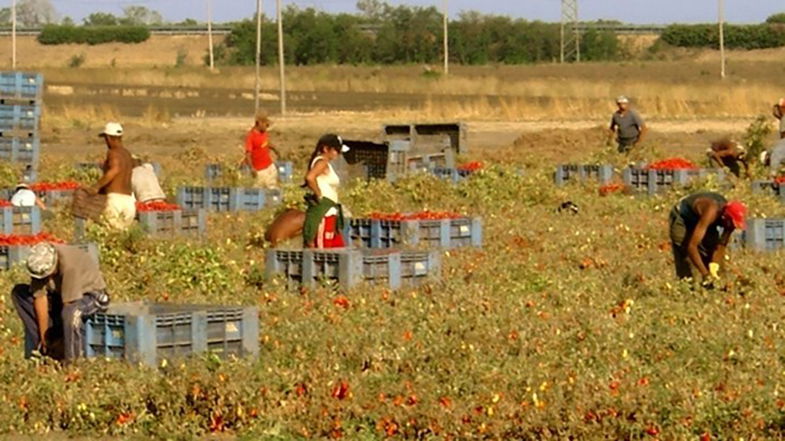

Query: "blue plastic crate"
<box><xmin>0</xmin><ymin>206</ymin><xmax>41</xmax><ymax>235</ymax></box>
<box><xmin>448</xmin><ymin>217</ymin><xmax>483</xmax><ymax>248</ymax></box>
<box><xmin>744</xmin><ymin>218</ymin><xmax>785</xmax><ymax>251</ymax></box>
<box><xmin>177</xmin><ymin>187</ymin><xmax>281</xmax><ymax>212</ymax></box>
<box><xmin>554</xmin><ymin>164</ymin><xmax>614</xmax><ymax>186</ymax></box>
<box><xmin>361</xmin><ymin>249</ymin><xmax>402</xmax><ymax>290</ymax></box>
<box><xmin>0</xmin><ymin>72</ymin><xmax>43</xmax><ymax>102</ymax></box>
<box><xmin>0</xmin><ymin>105</ymin><xmax>40</xmax><ymax>132</ymax></box>
<box><xmin>36</xmin><ymin>189</ymin><xmax>75</xmax><ymax>205</ymax></box>
<box><xmin>347</xmin><ymin>216</ymin><xmax>481</xmax><ymax>249</ymax></box>
<box><xmin>431</xmin><ymin>167</ymin><xmax>473</xmax><ymax>184</ymax></box>
<box><xmin>83</xmin><ymin>302</ymin><xmax>259</xmax><ymax>366</ymax></box>
<box><xmin>137</xmin><ymin>209</ymin><xmax>206</xmax><ymax>236</ymax></box>
<box><xmin>400</xmin><ymin>250</ymin><xmax>441</xmax><ymax>286</ymax></box>
<box><xmin>623</xmin><ymin>168</ymin><xmax>724</xmax><ymax>195</ymax></box>
<box><xmin>276</xmin><ymin>161</ymin><xmax>294</xmax><ymax>183</ymax></box>
<box><xmin>265</xmin><ymin>249</ymin><xmax>363</xmax><ymax>289</ymax></box>
<box><xmin>0</xmin><ymin>137</ymin><xmax>40</xmax><ymax>165</ymax></box>
<box><xmin>0</xmin><ymin>241</ymin><xmax>98</xmax><ymax>270</ymax></box>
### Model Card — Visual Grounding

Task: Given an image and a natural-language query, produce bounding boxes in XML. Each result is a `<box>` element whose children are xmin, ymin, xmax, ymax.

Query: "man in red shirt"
<box><xmin>244</xmin><ymin>114</ymin><xmax>279</xmax><ymax>189</ymax></box>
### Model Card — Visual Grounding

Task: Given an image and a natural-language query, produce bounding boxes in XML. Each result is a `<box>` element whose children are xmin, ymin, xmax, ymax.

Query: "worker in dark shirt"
<box><xmin>668</xmin><ymin>192</ymin><xmax>746</xmax><ymax>286</ymax></box>
<box><xmin>706</xmin><ymin>139</ymin><xmax>749</xmax><ymax>178</ymax></box>
<box><xmin>608</xmin><ymin>95</ymin><xmax>647</xmax><ymax>154</ymax></box>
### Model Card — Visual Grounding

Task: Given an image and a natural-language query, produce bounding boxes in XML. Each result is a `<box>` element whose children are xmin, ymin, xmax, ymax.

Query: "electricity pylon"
<box><xmin>560</xmin><ymin>0</ymin><xmax>580</xmax><ymax>63</ymax></box>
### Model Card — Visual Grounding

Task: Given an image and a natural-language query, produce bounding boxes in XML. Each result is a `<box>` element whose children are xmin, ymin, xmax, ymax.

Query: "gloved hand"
<box><xmin>708</xmin><ymin>262</ymin><xmax>720</xmax><ymax>280</ymax></box>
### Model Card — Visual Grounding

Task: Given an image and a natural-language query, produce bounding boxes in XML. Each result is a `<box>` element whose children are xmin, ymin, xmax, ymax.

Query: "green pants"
<box><xmin>669</xmin><ymin>206</ymin><xmax>719</xmax><ymax>279</ymax></box>
<box><xmin>303</xmin><ymin>196</ymin><xmax>344</xmax><ymax>244</ymax></box>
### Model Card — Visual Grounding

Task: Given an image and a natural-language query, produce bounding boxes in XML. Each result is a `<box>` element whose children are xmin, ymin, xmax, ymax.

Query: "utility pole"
<box><xmin>11</xmin><ymin>0</ymin><xmax>16</xmax><ymax>69</ymax></box>
<box><xmin>442</xmin><ymin>0</ymin><xmax>448</xmax><ymax>75</ymax></box>
<box><xmin>277</xmin><ymin>0</ymin><xmax>286</xmax><ymax>115</ymax></box>
<box><xmin>718</xmin><ymin>0</ymin><xmax>726</xmax><ymax>78</ymax></box>
<box><xmin>254</xmin><ymin>0</ymin><xmax>262</xmax><ymax>114</ymax></box>
<box><xmin>560</xmin><ymin>0</ymin><xmax>579</xmax><ymax>63</ymax></box>
<box><xmin>207</xmin><ymin>0</ymin><xmax>214</xmax><ymax>70</ymax></box>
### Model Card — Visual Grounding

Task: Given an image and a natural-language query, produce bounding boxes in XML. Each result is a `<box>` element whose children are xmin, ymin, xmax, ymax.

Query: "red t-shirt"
<box><xmin>245</xmin><ymin>129</ymin><xmax>273</xmax><ymax>171</ymax></box>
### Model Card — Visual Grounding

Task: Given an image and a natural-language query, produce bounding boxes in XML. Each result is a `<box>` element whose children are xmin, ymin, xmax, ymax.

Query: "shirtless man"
<box><xmin>86</xmin><ymin>123</ymin><xmax>135</xmax><ymax>230</ymax></box>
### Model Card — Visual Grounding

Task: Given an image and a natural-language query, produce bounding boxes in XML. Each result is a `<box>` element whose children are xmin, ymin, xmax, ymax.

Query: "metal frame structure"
<box><xmin>560</xmin><ymin>0</ymin><xmax>580</xmax><ymax>63</ymax></box>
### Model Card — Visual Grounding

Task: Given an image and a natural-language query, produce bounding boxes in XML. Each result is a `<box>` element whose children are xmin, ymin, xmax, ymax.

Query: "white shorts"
<box><xmin>104</xmin><ymin>193</ymin><xmax>137</xmax><ymax>230</ymax></box>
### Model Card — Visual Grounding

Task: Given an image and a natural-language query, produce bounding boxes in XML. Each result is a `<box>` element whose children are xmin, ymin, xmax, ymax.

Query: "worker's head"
<box><xmin>14</xmin><ymin>182</ymin><xmax>30</xmax><ymax>192</ymax></box>
<box><xmin>315</xmin><ymin>134</ymin><xmax>350</xmax><ymax>161</ymax></box>
<box><xmin>99</xmin><ymin>122</ymin><xmax>124</xmax><ymax>149</ymax></box>
<box><xmin>779</xmin><ymin>98</ymin><xmax>785</xmax><ymax>109</ymax></box>
<box><xmin>26</xmin><ymin>242</ymin><xmax>58</xmax><ymax>280</ymax></box>
<box><xmin>616</xmin><ymin>95</ymin><xmax>630</xmax><ymax>111</ymax></box>
<box><xmin>761</xmin><ymin>150</ymin><xmax>771</xmax><ymax>167</ymax></box>
<box><xmin>722</xmin><ymin>201</ymin><xmax>747</xmax><ymax>231</ymax></box>
<box><xmin>255</xmin><ymin>113</ymin><xmax>271</xmax><ymax>132</ymax></box>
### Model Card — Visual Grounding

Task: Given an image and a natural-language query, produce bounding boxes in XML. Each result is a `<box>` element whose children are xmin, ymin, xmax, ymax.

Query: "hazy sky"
<box><xmin>44</xmin><ymin>0</ymin><xmax>785</xmax><ymax>24</ymax></box>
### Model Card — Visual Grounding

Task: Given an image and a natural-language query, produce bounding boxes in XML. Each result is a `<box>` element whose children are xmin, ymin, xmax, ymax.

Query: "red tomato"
<box><xmin>645</xmin><ymin>158</ymin><xmax>698</xmax><ymax>171</ymax></box>
<box><xmin>136</xmin><ymin>201</ymin><xmax>181</xmax><ymax>212</ymax></box>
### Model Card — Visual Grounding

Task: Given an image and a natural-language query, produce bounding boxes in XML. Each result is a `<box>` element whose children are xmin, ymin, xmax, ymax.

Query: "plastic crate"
<box><xmin>265</xmin><ymin>249</ymin><xmax>363</xmax><ymax>289</ymax></box>
<box><xmin>36</xmin><ymin>189</ymin><xmax>75</xmax><ymax>205</ymax></box>
<box><xmin>385</xmin><ymin>123</ymin><xmax>468</xmax><ymax>155</ymax></box>
<box><xmin>137</xmin><ymin>209</ymin><xmax>206</xmax><ymax>236</ymax></box>
<box><xmin>0</xmin><ymin>206</ymin><xmax>41</xmax><ymax>235</ymax></box>
<box><xmin>0</xmin><ymin>241</ymin><xmax>98</xmax><ymax>270</ymax></box>
<box><xmin>431</xmin><ymin>167</ymin><xmax>473</xmax><ymax>184</ymax></box>
<box><xmin>0</xmin><ymin>137</ymin><xmax>39</xmax><ymax>165</ymax></box>
<box><xmin>0</xmin><ymin>105</ymin><xmax>40</xmax><ymax>132</ymax></box>
<box><xmin>176</xmin><ymin>187</ymin><xmax>281</xmax><ymax>212</ymax></box>
<box><xmin>347</xmin><ymin>217</ymin><xmax>482</xmax><ymax>249</ymax></box>
<box><xmin>206</xmin><ymin>162</ymin><xmax>293</xmax><ymax>183</ymax></box>
<box><xmin>400</xmin><ymin>251</ymin><xmax>441</xmax><ymax>286</ymax></box>
<box><xmin>83</xmin><ymin>302</ymin><xmax>259</xmax><ymax>366</ymax></box>
<box><xmin>743</xmin><ymin>218</ymin><xmax>785</xmax><ymax>251</ymax></box>
<box><xmin>407</xmin><ymin>151</ymin><xmax>456</xmax><ymax>173</ymax></box>
<box><xmin>276</xmin><ymin>161</ymin><xmax>294</xmax><ymax>183</ymax></box>
<box><xmin>362</xmin><ymin>249</ymin><xmax>402</xmax><ymax>290</ymax></box>
<box><xmin>623</xmin><ymin>168</ymin><xmax>724</xmax><ymax>195</ymax></box>
<box><xmin>554</xmin><ymin>164</ymin><xmax>614</xmax><ymax>186</ymax></box>
<box><xmin>0</xmin><ymin>72</ymin><xmax>43</xmax><ymax>102</ymax></box>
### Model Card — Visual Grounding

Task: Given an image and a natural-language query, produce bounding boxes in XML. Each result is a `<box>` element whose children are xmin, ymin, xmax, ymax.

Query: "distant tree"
<box><xmin>16</xmin><ymin>0</ymin><xmax>57</xmax><ymax>26</ymax></box>
<box><xmin>83</xmin><ymin>12</ymin><xmax>119</xmax><ymax>26</ymax></box>
<box><xmin>356</xmin><ymin>0</ymin><xmax>386</xmax><ymax>20</ymax></box>
<box><xmin>767</xmin><ymin>13</ymin><xmax>785</xmax><ymax>24</ymax></box>
<box><xmin>0</xmin><ymin>8</ymin><xmax>10</xmax><ymax>25</ymax></box>
<box><xmin>61</xmin><ymin>16</ymin><xmax>75</xmax><ymax>26</ymax></box>
<box><xmin>121</xmin><ymin>6</ymin><xmax>163</xmax><ymax>25</ymax></box>
<box><xmin>178</xmin><ymin>18</ymin><xmax>199</xmax><ymax>26</ymax></box>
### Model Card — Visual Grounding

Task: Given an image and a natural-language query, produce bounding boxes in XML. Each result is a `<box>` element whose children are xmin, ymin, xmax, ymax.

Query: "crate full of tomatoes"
<box><xmin>0</xmin><ymin>233</ymin><xmax>98</xmax><ymax>270</ymax></box>
<box><xmin>623</xmin><ymin>160</ymin><xmax>725</xmax><ymax>195</ymax></box>
<box><xmin>31</xmin><ymin>181</ymin><xmax>80</xmax><ymax>205</ymax></box>
<box><xmin>136</xmin><ymin>201</ymin><xmax>206</xmax><ymax>236</ymax></box>
<box><xmin>346</xmin><ymin>211</ymin><xmax>482</xmax><ymax>249</ymax></box>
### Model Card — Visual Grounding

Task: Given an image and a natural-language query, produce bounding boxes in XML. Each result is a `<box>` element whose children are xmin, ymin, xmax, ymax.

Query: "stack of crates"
<box><xmin>83</xmin><ymin>302</ymin><xmax>259</xmax><ymax>366</ymax></box>
<box><xmin>0</xmin><ymin>206</ymin><xmax>41</xmax><ymax>235</ymax></box>
<box><xmin>345</xmin><ymin>216</ymin><xmax>483</xmax><ymax>249</ymax></box>
<box><xmin>265</xmin><ymin>248</ymin><xmax>441</xmax><ymax>290</ymax></box>
<box><xmin>554</xmin><ymin>164</ymin><xmax>614</xmax><ymax>186</ymax></box>
<box><xmin>0</xmin><ymin>241</ymin><xmax>98</xmax><ymax>271</ymax></box>
<box><xmin>334</xmin><ymin>140</ymin><xmax>410</xmax><ymax>182</ymax></box>
<box><xmin>176</xmin><ymin>186</ymin><xmax>281</xmax><ymax>212</ymax></box>
<box><xmin>205</xmin><ymin>161</ymin><xmax>294</xmax><ymax>183</ymax></box>
<box><xmin>0</xmin><ymin>72</ymin><xmax>43</xmax><ymax>171</ymax></box>
<box><xmin>137</xmin><ymin>209</ymin><xmax>206</xmax><ymax>236</ymax></box>
<box><xmin>622</xmin><ymin>168</ymin><xmax>725</xmax><ymax>195</ymax></box>
<box><xmin>742</xmin><ymin>218</ymin><xmax>785</xmax><ymax>251</ymax></box>
<box><xmin>383</xmin><ymin>123</ymin><xmax>468</xmax><ymax>155</ymax></box>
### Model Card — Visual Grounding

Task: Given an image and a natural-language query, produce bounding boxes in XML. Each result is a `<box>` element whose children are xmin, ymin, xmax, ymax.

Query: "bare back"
<box><xmin>101</xmin><ymin>146</ymin><xmax>134</xmax><ymax>195</ymax></box>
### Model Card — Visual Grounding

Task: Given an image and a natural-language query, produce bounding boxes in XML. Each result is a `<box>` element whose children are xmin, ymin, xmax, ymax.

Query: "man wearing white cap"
<box><xmin>608</xmin><ymin>95</ymin><xmax>647</xmax><ymax>153</ymax></box>
<box><xmin>773</xmin><ymin>98</ymin><xmax>785</xmax><ymax>139</ymax></box>
<box><xmin>11</xmin><ymin>242</ymin><xmax>109</xmax><ymax>361</ymax></box>
<box><xmin>87</xmin><ymin>122</ymin><xmax>136</xmax><ymax>230</ymax></box>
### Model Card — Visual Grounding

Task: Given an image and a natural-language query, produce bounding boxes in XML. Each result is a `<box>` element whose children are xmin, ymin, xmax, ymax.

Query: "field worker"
<box><xmin>669</xmin><ymin>192</ymin><xmax>746</xmax><ymax>287</ymax></box>
<box><xmin>773</xmin><ymin>98</ymin><xmax>785</xmax><ymax>139</ymax></box>
<box><xmin>10</xmin><ymin>183</ymin><xmax>46</xmax><ymax>210</ymax></box>
<box><xmin>86</xmin><ymin>122</ymin><xmax>135</xmax><ymax>230</ymax></box>
<box><xmin>131</xmin><ymin>157</ymin><xmax>166</xmax><ymax>203</ymax></box>
<box><xmin>760</xmin><ymin>138</ymin><xmax>785</xmax><ymax>177</ymax></box>
<box><xmin>706</xmin><ymin>140</ymin><xmax>749</xmax><ymax>178</ymax></box>
<box><xmin>608</xmin><ymin>95</ymin><xmax>647</xmax><ymax>153</ymax></box>
<box><xmin>303</xmin><ymin>134</ymin><xmax>350</xmax><ymax>248</ymax></box>
<box><xmin>11</xmin><ymin>242</ymin><xmax>109</xmax><ymax>361</ymax></box>
<box><xmin>244</xmin><ymin>113</ymin><xmax>280</xmax><ymax>190</ymax></box>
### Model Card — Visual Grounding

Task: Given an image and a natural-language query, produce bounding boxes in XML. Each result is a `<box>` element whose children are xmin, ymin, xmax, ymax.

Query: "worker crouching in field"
<box><xmin>669</xmin><ymin>192</ymin><xmax>746</xmax><ymax>288</ymax></box>
<box><xmin>131</xmin><ymin>157</ymin><xmax>166</xmax><ymax>203</ymax></box>
<box><xmin>11</xmin><ymin>243</ymin><xmax>109</xmax><ymax>361</ymax></box>
<box><xmin>706</xmin><ymin>140</ymin><xmax>749</xmax><ymax>178</ymax></box>
<box><xmin>86</xmin><ymin>123</ymin><xmax>136</xmax><ymax>230</ymax></box>
<box><xmin>303</xmin><ymin>134</ymin><xmax>350</xmax><ymax>248</ymax></box>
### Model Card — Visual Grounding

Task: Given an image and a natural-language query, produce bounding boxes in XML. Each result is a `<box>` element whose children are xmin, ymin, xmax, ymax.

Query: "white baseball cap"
<box><xmin>616</xmin><ymin>95</ymin><xmax>630</xmax><ymax>104</ymax></box>
<box><xmin>99</xmin><ymin>122</ymin><xmax>123</xmax><ymax>137</ymax></box>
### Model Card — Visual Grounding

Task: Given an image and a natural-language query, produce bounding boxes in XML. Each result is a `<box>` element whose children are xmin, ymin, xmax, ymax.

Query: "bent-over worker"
<box><xmin>669</xmin><ymin>192</ymin><xmax>746</xmax><ymax>287</ymax></box>
<box><xmin>132</xmin><ymin>158</ymin><xmax>166</xmax><ymax>203</ymax></box>
<box><xmin>706</xmin><ymin>140</ymin><xmax>749</xmax><ymax>178</ymax></box>
<box><xmin>10</xmin><ymin>183</ymin><xmax>46</xmax><ymax>210</ymax></box>
<box><xmin>11</xmin><ymin>243</ymin><xmax>109</xmax><ymax>361</ymax></box>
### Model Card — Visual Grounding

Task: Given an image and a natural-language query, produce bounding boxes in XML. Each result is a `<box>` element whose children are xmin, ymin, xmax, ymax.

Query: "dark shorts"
<box><xmin>669</xmin><ymin>206</ymin><xmax>719</xmax><ymax>279</ymax></box>
<box><xmin>617</xmin><ymin>138</ymin><xmax>637</xmax><ymax>153</ymax></box>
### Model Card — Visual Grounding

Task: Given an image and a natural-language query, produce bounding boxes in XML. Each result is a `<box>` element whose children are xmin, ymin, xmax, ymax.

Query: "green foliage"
<box><xmin>765</xmin><ymin>13</ymin><xmax>785</xmax><ymax>24</ymax></box>
<box><xmin>581</xmin><ymin>29</ymin><xmax>621</xmax><ymax>61</ymax></box>
<box><xmin>213</xmin><ymin>5</ymin><xmax>620</xmax><ymax>66</ymax></box>
<box><xmin>38</xmin><ymin>25</ymin><xmax>151</xmax><ymax>45</ymax></box>
<box><xmin>661</xmin><ymin>24</ymin><xmax>785</xmax><ymax>49</ymax></box>
<box><xmin>742</xmin><ymin>115</ymin><xmax>773</xmax><ymax>165</ymax></box>
<box><xmin>83</xmin><ymin>12</ymin><xmax>118</xmax><ymax>26</ymax></box>
<box><xmin>68</xmin><ymin>53</ymin><xmax>85</xmax><ymax>68</ymax></box>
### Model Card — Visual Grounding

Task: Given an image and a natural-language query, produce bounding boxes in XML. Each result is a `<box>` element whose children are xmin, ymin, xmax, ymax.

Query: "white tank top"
<box><xmin>311</xmin><ymin>156</ymin><xmax>340</xmax><ymax>215</ymax></box>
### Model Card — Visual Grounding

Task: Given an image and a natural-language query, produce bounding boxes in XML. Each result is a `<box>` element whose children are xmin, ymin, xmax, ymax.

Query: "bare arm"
<box><xmin>774</xmin><ymin>105</ymin><xmax>783</xmax><ymax>120</ymax></box>
<box><xmin>34</xmin><ymin>196</ymin><xmax>46</xmax><ymax>210</ymax></box>
<box><xmin>305</xmin><ymin>160</ymin><xmax>329</xmax><ymax>199</ymax></box>
<box><xmin>687</xmin><ymin>202</ymin><xmax>719</xmax><ymax>277</ymax></box>
<box><xmin>711</xmin><ymin>228</ymin><xmax>733</xmax><ymax>265</ymax></box>
<box><xmin>90</xmin><ymin>151</ymin><xmax>120</xmax><ymax>194</ymax></box>
<box><xmin>635</xmin><ymin>124</ymin><xmax>648</xmax><ymax>146</ymax></box>
<box><xmin>33</xmin><ymin>294</ymin><xmax>48</xmax><ymax>348</ymax></box>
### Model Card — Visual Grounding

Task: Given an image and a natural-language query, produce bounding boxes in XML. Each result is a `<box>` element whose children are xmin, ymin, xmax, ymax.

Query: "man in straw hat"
<box><xmin>244</xmin><ymin>113</ymin><xmax>280</xmax><ymax>190</ymax></box>
<box><xmin>608</xmin><ymin>95</ymin><xmax>647</xmax><ymax>154</ymax></box>
<box><xmin>11</xmin><ymin>243</ymin><xmax>109</xmax><ymax>361</ymax></box>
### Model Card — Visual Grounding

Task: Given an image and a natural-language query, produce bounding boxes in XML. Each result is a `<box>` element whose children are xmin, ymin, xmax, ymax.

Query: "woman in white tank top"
<box><xmin>303</xmin><ymin>134</ymin><xmax>350</xmax><ymax>248</ymax></box>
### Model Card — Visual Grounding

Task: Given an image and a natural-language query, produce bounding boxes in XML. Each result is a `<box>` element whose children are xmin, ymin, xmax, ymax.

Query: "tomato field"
<box><xmin>0</xmin><ymin>125</ymin><xmax>784</xmax><ymax>440</ymax></box>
